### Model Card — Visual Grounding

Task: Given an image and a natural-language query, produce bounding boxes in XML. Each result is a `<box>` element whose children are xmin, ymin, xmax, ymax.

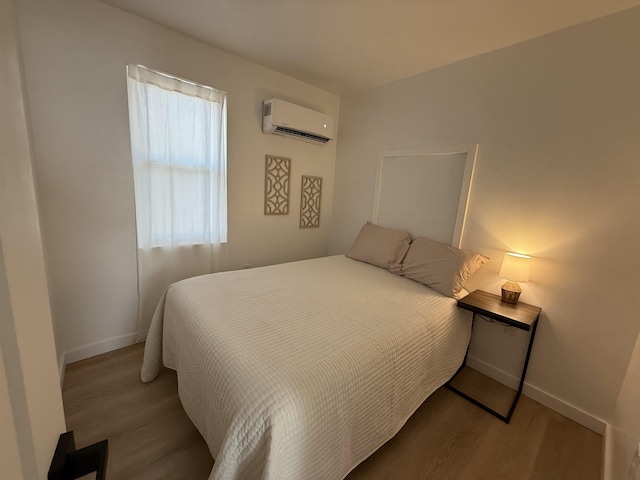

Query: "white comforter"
<box><xmin>142</xmin><ymin>255</ymin><xmax>471</xmax><ymax>480</ymax></box>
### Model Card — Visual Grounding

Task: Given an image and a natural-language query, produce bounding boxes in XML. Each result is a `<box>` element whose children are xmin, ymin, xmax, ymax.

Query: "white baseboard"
<box><xmin>58</xmin><ymin>352</ymin><xmax>66</xmax><ymax>389</ymax></box>
<box><xmin>466</xmin><ymin>355</ymin><xmax>607</xmax><ymax>435</ymax></box>
<box><xmin>63</xmin><ymin>332</ymin><xmax>138</xmax><ymax>365</ymax></box>
<box><xmin>602</xmin><ymin>423</ymin><xmax>613</xmax><ymax>480</ymax></box>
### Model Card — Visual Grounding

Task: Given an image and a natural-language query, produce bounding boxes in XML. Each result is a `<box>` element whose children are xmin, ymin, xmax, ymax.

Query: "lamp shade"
<box><xmin>499</xmin><ymin>252</ymin><xmax>531</xmax><ymax>283</ymax></box>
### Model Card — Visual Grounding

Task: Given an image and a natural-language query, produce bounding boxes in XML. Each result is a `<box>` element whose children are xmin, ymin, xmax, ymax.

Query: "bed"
<box><xmin>142</xmin><ymin>251</ymin><xmax>477</xmax><ymax>480</ymax></box>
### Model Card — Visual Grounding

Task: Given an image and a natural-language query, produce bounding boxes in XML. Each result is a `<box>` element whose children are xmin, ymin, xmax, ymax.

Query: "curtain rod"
<box><xmin>127</xmin><ymin>63</ymin><xmax>225</xmax><ymax>95</ymax></box>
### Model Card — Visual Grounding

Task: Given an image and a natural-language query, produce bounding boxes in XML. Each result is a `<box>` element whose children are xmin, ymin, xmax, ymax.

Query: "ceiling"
<box><xmin>101</xmin><ymin>0</ymin><xmax>640</xmax><ymax>93</ymax></box>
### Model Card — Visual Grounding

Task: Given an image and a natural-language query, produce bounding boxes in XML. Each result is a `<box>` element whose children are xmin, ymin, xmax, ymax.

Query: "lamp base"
<box><xmin>501</xmin><ymin>281</ymin><xmax>522</xmax><ymax>304</ymax></box>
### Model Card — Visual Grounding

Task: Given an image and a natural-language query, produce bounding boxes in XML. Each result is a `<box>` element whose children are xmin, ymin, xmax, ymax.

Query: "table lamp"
<box><xmin>499</xmin><ymin>252</ymin><xmax>531</xmax><ymax>304</ymax></box>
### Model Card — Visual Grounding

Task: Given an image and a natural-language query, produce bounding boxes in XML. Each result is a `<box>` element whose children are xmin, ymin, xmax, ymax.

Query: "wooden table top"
<box><xmin>457</xmin><ymin>289</ymin><xmax>541</xmax><ymax>331</ymax></box>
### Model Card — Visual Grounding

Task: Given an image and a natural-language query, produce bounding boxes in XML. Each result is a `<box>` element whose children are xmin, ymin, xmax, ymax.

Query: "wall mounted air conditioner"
<box><xmin>262</xmin><ymin>98</ymin><xmax>334</xmax><ymax>144</ymax></box>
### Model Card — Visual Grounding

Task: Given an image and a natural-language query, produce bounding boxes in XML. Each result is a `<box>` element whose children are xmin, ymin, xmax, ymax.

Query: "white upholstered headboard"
<box><xmin>372</xmin><ymin>144</ymin><xmax>478</xmax><ymax>248</ymax></box>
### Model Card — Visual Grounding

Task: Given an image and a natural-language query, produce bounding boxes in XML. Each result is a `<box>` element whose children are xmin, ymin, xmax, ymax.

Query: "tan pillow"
<box><xmin>398</xmin><ymin>237</ymin><xmax>489</xmax><ymax>298</ymax></box>
<box><xmin>346</xmin><ymin>222</ymin><xmax>411</xmax><ymax>270</ymax></box>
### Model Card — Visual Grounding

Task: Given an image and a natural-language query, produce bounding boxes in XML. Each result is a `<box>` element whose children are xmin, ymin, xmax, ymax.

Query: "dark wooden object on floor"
<box><xmin>48</xmin><ymin>431</ymin><xmax>108</xmax><ymax>480</ymax></box>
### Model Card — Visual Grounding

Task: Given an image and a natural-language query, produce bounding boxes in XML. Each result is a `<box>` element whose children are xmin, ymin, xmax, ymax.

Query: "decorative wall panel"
<box><xmin>300</xmin><ymin>175</ymin><xmax>322</xmax><ymax>228</ymax></box>
<box><xmin>264</xmin><ymin>155</ymin><xmax>291</xmax><ymax>215</ymax></box>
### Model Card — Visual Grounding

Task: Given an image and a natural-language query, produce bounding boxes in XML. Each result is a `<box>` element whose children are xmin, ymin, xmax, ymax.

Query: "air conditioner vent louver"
<box><xmin>262</xmin><ymin>98</ymin><xmax>334</xmax><ymax>145</ymax></box>
<box><xmin>273</xmin><ymin>126</ymin><xmax>330</xmax><ymax>144</ymax></box>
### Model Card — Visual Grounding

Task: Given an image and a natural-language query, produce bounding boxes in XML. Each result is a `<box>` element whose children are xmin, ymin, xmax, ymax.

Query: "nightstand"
<box><xmin>447</xmin><ymin>289</ymin><xmax>542</xmax><ymax>423</ymax></box>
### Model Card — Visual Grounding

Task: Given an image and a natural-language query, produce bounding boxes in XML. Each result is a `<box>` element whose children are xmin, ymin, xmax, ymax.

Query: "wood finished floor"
<box><xmin>63</xmin><ymin>343</ymin><xmax>602</xmax><ymax>480</ymax></box>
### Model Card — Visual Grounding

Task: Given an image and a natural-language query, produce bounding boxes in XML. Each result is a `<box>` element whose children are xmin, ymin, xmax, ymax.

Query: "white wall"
<box><xmin>0</xmin><ymin>0</ymin><xmax>66</xmax><ymax>476</ymax></box>
<box><xmin>0</xmin><ymin>340</ymin><xmax>23</xmax><ymax>480</ymax></box>
<box><xmin>330</xmin><ymin>7</ymin><xmax>640</xmax><ymax>427</ymax></box>
<box><xmin>612</xmin><ymin>332</ymin><xmax>640</xmax><ymax>479</ymax></box>
<box><xmin>16</xmin><ymin>0</ymin><xmax>339</xmax><ymax>365</ymax></box>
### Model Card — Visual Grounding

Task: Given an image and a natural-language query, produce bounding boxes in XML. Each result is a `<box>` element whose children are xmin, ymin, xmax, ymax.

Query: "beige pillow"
<box><xmin>346</xmin><ymin>222</ymin><xmax>411</xmax><ymax>270</ymax></box>
<box><xmin>398</xmin><ymin>237</ymin><xmax>489</xmax><ymax>298</ymax></box>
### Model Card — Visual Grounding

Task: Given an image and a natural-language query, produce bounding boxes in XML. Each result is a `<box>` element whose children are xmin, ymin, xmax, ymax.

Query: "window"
<box><xmin>127</xmin><ymin>64</ymin><xmax>228</xmax><ymax>338</ymax></box>
<box><xmin>126</xmin><ymin>64</ymin><xmax>227</xmax><ymax>248</ymax></box>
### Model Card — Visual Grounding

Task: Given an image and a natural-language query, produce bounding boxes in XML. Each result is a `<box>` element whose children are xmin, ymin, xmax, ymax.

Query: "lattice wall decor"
<box><xmin>264</xmin><ymin>155</ymin><xmax>291</xmax><ymax>215</ymax></box>
<box><xmin>300</xmin><ymin>175</ymin><xmax>322</xmax><ymax>228</ymax></box>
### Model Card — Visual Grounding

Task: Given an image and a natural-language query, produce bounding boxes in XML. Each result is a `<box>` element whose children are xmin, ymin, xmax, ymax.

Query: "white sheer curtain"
<box><xmin>127</xmin><ymin>64</ymin><xmax>228</xmax><ymax>339</ymax></box>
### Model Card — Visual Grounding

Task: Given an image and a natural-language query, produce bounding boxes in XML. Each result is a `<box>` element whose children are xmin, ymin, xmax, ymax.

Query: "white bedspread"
<box><xmin>142</xmin><ymin>255</ymin><xmax>471</xmax><ymax>480</ymax></box>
